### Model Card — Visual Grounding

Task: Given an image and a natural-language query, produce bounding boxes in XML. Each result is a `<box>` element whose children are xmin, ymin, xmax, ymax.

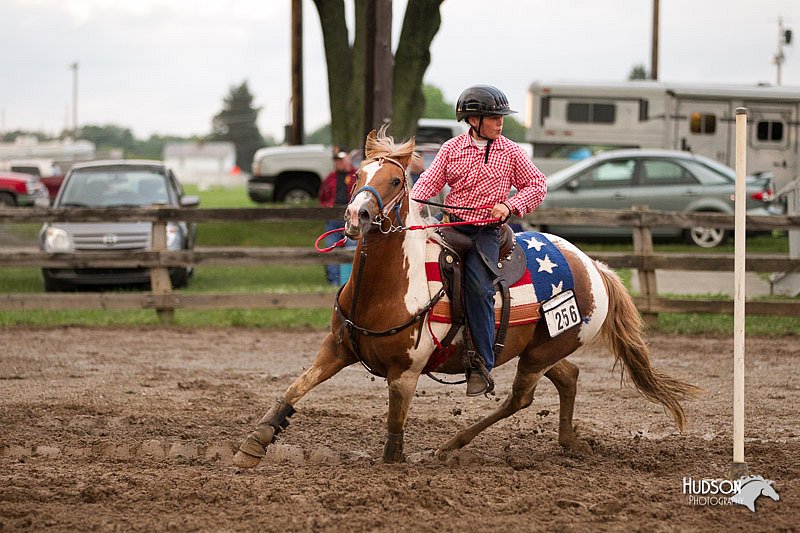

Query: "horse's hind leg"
<box><xmin>383</xmin><ymin>368</ymin><xmax>421</xmax><ymax>463</ymax></box>
<box><xmin>545</xmin><ymin>359</ymin><xmax>591</xmax><ymax>454</ymax></box>
<box><xmin>233</xmin><ymin>333</ymin><xmax>353</xmax><ymax>468</ymax></box>
<box><xmin>436</xmin><ymin>356</ymin><xmax>549</xmax><ymax>455</ymax></box>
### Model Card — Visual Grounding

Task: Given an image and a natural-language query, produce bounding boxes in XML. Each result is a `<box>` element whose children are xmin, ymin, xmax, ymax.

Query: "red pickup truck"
<box><xmin>0</xmin><ymin>171</ymin><xmax>50</xmax><ymax>206</ymax></box>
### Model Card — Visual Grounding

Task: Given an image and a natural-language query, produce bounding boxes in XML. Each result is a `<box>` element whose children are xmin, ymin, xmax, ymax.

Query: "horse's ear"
<box><xmin>365</xmin><ymin>130</ymin><xmax>378</xmax><ymax>158</ymax></box>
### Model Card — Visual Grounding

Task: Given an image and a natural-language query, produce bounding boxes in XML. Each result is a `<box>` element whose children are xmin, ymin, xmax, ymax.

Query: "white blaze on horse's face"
<box><xmin>345</xmin><ymin>161</ymin><xmax>382</xmax><ymax>236</ymax></box>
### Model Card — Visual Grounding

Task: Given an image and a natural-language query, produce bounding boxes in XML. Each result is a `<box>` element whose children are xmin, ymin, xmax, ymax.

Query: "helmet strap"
<box><xmin>470</xmin><ymin>116</ymin><xmax>491</xmax><ymax>141</ymax></box>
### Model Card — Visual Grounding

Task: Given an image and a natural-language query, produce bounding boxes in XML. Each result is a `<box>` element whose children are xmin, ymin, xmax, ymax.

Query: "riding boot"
<box><xmin>465</xmin><ymin>350</ymin><xmax>495</xmax><ymax>397</ymax></box>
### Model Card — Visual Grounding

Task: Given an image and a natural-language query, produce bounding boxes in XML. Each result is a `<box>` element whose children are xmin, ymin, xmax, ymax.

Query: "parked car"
<box><xmin>0</xmin><ymin>171</ymin><xmax>49</xmax><ymax>207</ymax></box>
<box><xmin>39</xmin><ymin>160</ymin><xmax>199</xmax><ymax>291</ymax></box>
<box><xmin>248</xmin><ymin>119</ymin><xmax>468</xmax><ymax>204</ymax></box>
<box><xmin>0</xmin><ymin>159</ymin><xmax>67</xmax><ymax>200</ymax></box>
<box><xmin>535</xmin><ymin>149</ymin><xmax>782</xmax><ymax>247</ymax></box>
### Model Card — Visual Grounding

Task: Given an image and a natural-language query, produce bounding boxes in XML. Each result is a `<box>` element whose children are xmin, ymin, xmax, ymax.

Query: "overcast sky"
<box><xmin>1</xmin><ymin>0</ymin><xmax>797</xmax><ymax>141</ymax></box>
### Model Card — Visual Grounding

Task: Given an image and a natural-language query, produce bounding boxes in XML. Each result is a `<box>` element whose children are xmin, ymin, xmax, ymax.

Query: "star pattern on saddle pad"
<box><xmin>514</xmin><ymin>231</ymin><xmax>575</xmax><ymax>306</ymax></box>
<box><xmin>551</xmin><ymin>280</ymin><xmax>564</xmax><ymax>297</ymax></box>
<box><xmin>524</xmin><ymin>235</ymin><xmax>545</xmax><ymax>252</ymax></box>
<box><xmin>536</xmin><ymin>254</ymin><xmax>558</xmax><ymax>274</ymax></box>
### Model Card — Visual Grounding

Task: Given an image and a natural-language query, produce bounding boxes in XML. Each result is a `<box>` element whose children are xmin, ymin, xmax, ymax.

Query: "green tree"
<box><xmin>306</xmin><ymin>123</ymin><xmax>332</xmax><ymax>145</ymax></box>
<box><xmin>211</xmin><ymin>81</ymin><xmax>265</xmax><ymax>168</ymax></box>
<box><xmin>312</xmin><ymin>0</ymin><xmax>445</xmax><ymax>148</ymax></box>
<box><xmin>421</xmin><ymin>84</ymin><xmax>452</xmax><ymax>119</ymax></box>
<box><xmin>1</xmin><ymin>130</ymin><xmax>52</xmax><ymax>142</ymax></box>
<box><xmin>76</xmin><ymin>124</ymin><xmax>136</xmax><ymax>152</ymax></box>
<box><xmin>628</xmin><ymin>64</ymin><xmax>649</xmax><ymax>80</ymax></box>
<box><xmin>501</xmin><ymin>116</ymin><xmax>527</xmax><ymax>143</ymax></box>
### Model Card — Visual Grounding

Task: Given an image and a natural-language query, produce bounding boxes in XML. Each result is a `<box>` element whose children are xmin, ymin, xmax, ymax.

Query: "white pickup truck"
<box><xmin>248</xmin><ymin>119</ymin><xmax>468</xmax><ymax>203</ymax></box>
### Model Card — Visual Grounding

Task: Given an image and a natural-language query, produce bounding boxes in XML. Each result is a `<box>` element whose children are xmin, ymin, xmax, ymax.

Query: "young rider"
<box><xmin>411</xmin><ymin>85</ymin><xmax>547</xmax><ymax>396</ymax></box>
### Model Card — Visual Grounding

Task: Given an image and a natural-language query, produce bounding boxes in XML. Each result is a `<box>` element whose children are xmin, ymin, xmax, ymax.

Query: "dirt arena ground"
<box><xmin>1</xmin><ymin>326</ymin><xmax>797</xmax><ymax>531</ymax></box>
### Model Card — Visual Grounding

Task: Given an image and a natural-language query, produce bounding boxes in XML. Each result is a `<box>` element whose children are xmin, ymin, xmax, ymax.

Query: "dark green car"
<box><xmin>537</xmin><ymin>149</ymin><xmax>782</xmax><ymax>247</ymax></box>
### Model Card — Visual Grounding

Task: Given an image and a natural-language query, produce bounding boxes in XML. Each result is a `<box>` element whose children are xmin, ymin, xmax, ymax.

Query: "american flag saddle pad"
<box><xmin>425</xmin><ymin>231</ymin><xmax>575</xmax><ymax>327</ymax></box>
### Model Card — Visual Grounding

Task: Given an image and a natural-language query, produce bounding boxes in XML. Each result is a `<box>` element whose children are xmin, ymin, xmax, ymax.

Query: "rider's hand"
<box><xmin>491</xmin><ymin>202</ymin><xmax>511</xmax><ymax>221</ymax></box>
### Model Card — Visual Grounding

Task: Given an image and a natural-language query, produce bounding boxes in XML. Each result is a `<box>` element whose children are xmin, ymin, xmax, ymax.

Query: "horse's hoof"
<box><xmin>233</xmin><ymin>450</ymin><xmax>262</xmax><ymax>468</ymax></box>
<box><xmin>382</xmin><ymin>432</ymin><xmax>405</xmax><ymax>463</ymax></box>
<box><xmin>560</xmin><ymin>438</ymin><xmax>593</xmax><ymax>456</ymax></box>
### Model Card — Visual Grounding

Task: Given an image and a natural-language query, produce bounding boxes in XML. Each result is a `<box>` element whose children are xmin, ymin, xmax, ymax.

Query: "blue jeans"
<box><xmin>324</xmin><ymin>219</ymin><xmax>342</xmax><ymax>285</ymax></box>
<box><xmin>455</xmin><ymin>224</ymin><xmax>500</xmax><ymax>372</ymax></box>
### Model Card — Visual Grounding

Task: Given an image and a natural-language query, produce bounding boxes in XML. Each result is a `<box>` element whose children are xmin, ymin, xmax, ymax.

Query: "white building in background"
<box><xmin>0</xmin><ymin>136</ymin><xmax>96</xmax><ymax>175</ymax></box>
<box><xmin>163</xmin><ymin>141</ymin><xmax>240</xmax><ymax>189</ymax></box>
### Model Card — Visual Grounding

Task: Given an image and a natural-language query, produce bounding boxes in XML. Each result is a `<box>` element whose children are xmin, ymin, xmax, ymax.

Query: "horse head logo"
<box><xmin>731</xmin><ymin>475</ymin><xmax>780</xmax><ymax>512</ymax></box>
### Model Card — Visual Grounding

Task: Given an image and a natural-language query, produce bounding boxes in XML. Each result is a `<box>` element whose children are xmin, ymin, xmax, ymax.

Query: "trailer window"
<box><xmin>566</xmin><ymin>103</ymin><xmax>616</xmax><ymax>124</ymax></box>
<box><xmin>689</xmin><ymin>112</ymin><xmax>716</xmax><ymax>134</ymax></box>
<box><xmin>756</xmin><ymin>121</ymin><xmax>784</xmax><ymax>142</ymax></box>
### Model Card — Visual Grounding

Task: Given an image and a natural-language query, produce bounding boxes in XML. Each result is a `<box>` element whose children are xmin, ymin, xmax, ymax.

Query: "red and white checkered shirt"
<box><xmin>411</xmin><ymin>132</ymin><xmax>547</xmax><ymax>224</ymax></box>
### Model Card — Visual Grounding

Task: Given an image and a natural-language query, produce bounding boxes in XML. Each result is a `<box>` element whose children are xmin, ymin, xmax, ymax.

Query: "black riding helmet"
<box><xmin>455</xmin><ymin>85</ymin><xmax>517</xmax><ymax>121</ymax></box>
<box><xmin>456</xmin><ymin>85</ymin><xmax>517</xmax><ymax>150</ymax></box>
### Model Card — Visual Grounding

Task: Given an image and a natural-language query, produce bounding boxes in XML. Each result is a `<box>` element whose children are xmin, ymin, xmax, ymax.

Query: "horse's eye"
<box><xmin>391</xmin><ymin>178</ymin><xmax>402</xmax><ymax>187</ymax></box>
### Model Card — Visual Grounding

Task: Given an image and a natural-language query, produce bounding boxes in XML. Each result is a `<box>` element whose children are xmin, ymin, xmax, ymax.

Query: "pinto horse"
<box><xmin>233</xmin><ymin>130</ymin><xmax>699</xmax><ymax>467</ymax></box>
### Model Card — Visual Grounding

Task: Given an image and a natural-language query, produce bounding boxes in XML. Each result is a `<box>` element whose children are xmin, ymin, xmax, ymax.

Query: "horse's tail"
<box><xmin>594</xmin><ymin>261</ymin><xmax>700</xmax><ymax>432</ymax></box>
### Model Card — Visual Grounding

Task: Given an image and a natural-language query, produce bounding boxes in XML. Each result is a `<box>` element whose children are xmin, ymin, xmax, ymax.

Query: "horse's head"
<box><xmin>344</xmin><ymin>128</ymin><xmax>418</xmax><ymax>239</ymax></box>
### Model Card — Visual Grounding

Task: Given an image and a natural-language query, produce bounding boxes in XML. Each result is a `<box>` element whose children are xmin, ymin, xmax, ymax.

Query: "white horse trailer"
<box><xmin>525</xmin><ymin>80</ymin><xmax>800</xmax><ymax>189</ymax></box>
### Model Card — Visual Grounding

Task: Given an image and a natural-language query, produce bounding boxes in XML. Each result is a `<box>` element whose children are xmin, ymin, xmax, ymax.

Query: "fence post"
<box><xmin>150</xmin><ymin>220</ymin><xmax>174</xmax><ymax>323</ymax></box>
<box><xmin>632</xmin><ymin>205</ymin><xmax>658</xmax><ymax>326</ymax></box>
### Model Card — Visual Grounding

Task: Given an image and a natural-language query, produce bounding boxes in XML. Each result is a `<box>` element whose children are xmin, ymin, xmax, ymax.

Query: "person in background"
<box><xmin>411</xmin><ymin>85</ymin><xmax>547</xmax><ymax>396</ymax></box>
<box><xmin>319</xmin><ymin>148</ymin><xmax>357</xmax><ymax>285</ymax></box>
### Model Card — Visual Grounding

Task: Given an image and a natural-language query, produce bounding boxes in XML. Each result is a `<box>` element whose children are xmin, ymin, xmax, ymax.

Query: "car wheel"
<box><xmin>686</xmin><ymin>225</ymin><xmax>728</xmax><ymax>248</ymax></box>
<box><xmin>42</xmin><ymin>271</ymin><xmax>70</xmax><ymax>292</ymax></box>
<box><xmin>278</xmin><ymin>186</ymin><xmax>314</xmax><ymax>204</ymax></box>
<box><xmin>0</xmin><ymin>192</ymin><xmax>15</xmax><ymax>207</ymax></box>
<box><xmin>170</xmin><ymin>267</ymin><xmax>191</xmax><ymax>288</ymax></box>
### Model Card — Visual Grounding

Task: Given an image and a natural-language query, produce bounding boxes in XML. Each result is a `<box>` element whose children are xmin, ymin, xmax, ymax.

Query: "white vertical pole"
<box><xmin>731</xmin><ymin>107</ymin><xmax>748</xmax><ymax>479</ymax></box>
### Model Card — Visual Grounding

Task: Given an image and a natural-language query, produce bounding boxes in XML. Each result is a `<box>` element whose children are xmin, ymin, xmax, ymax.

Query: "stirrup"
<box><xmin>465</xmin><ymin>364</ymin><xmax>494</xmax><ymax>397</ymax></box>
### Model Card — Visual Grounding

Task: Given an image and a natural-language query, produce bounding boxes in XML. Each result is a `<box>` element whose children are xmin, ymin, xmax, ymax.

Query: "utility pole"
<box><xmin>363</xmin><ymin>0</ymin><xmax>393</xmax><ymax>143</ymax></box>
<box><xmin>290</xmin><ymin>0</ymin><xmax>304</xmax><ymax>145</ymax></box>
<box><xmin>773</xmin><ymin>17</ymin><xmax>792</xmax><ymax>86</ymax></box>
<box><xmin>651</xmin><ymin>0</ymin><xmax>659</xmax><ymax>80</ymax></box>
<box><xmin>69</xmin><ymin>62</ymin><xmax>79</xmax><ymax>135</ymax></box>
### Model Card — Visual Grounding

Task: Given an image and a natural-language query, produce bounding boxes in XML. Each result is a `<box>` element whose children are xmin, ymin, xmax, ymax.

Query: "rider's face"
<box><xmin>469</xmin><ymin>115</ymin><xmax>504</xmax><ymax>140</ymax></box>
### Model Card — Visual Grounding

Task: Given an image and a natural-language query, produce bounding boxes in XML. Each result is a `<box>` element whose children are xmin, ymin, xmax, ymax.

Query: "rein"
<box><xmin>318</xmin><ymin>153</ymin><xmax>498</xmax><ymax>383</ymax></box>
<box><xmin>333</xmin><ymin>234</ymin><xmax>447</xmax><ymax>378</ymax></box>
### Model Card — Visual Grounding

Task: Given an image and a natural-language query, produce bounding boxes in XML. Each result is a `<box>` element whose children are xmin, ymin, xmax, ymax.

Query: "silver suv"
<box><xmin>39</xmin><ymin>160</ymin><xmax>199</xmax><ymax>291</ymax></box>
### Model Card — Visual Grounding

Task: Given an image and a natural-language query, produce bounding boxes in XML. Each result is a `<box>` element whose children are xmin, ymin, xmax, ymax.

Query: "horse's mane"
<box><xmin>362</xmin><ymin>125</ymin><xmax>421</xmax><ymax>170</ymax></box>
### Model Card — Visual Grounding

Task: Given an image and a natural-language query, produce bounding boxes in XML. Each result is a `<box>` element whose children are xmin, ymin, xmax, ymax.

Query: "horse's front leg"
<box><xmin>383</xmin><ymin>367</ymin><xmax>421</xmax><ymax>463</ymax></box>
<box><xmin>233</xmin><ymin>333</ymin><xmax>354</xmax><ymax>468</ymax></box>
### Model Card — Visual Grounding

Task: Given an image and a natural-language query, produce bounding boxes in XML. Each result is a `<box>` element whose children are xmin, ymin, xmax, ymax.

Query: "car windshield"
<box><xmin>546</xmin><ymin>158</ymin><xmax>599</xmax><ymax>187</ymax></box>
<box><xmin>691</xmin><ymin>155</ymin><xmax>737</xmax><ymax>181</ymax></box>
<box><xmin>59</xmin><ymin>168</ymin><xmax>171</xmax><ymax>207</ymax></box>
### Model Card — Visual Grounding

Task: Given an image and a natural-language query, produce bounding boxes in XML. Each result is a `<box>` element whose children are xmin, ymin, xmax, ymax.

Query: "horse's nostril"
<box><xmin>359</xmin><ymin>209</ymin><xmax>370</xmax><ymax>221</ymax></box>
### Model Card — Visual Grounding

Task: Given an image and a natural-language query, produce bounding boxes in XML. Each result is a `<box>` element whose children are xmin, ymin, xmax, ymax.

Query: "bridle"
<box><xmin>336</xmin><ymin>154</ymin><xmax>447</xmax><ymax>377</ymax></box>
<box><xmin>348</xmin><ymin>156</ymin><xmax>410</xmax><ymax>234</ymax></box>
<box><xmin>330</xmin><ymin>152</ymin><xmax>503</xmax><ymax>381</ymax></box>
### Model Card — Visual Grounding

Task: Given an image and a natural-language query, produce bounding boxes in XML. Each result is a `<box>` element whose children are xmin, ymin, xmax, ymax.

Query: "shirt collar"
<box><xmin>457</xmin><ymin>131</ymin><xmax>509</xmax><ymax>152</ymax></box>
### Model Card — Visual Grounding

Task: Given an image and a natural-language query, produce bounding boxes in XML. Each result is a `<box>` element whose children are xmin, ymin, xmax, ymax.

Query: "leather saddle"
<box><xmin>432</xmin><ymin>224</ymin><xmax>527</xmax><ymax>353</ymax></box>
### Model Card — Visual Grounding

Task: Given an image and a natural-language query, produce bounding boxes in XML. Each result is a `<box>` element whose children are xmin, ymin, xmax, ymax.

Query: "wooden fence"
<box><xmin>1</xmin><ymin>206</ymin><xmax>799</xmax><ymax>323</ymax></box>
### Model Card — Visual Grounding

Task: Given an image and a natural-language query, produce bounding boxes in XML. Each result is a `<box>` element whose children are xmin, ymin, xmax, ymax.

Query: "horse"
<box><xmin>233</xmin><ymin>129</ymin><xmax>699</xmax><ymax>467</ymax></box>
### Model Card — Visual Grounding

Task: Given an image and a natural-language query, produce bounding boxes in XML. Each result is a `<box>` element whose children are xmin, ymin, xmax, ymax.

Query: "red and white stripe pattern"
<box><xmin>425</xmin><ymin>240</ymin><xmax>541</xmax><ymax>326</ymax></box>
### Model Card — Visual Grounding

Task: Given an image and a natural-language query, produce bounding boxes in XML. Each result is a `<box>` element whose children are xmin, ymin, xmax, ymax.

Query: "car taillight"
<box><xmin>751</xmin><ymin>182</ymin><xmax>775</xmax><ymax>202</ymax></box>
